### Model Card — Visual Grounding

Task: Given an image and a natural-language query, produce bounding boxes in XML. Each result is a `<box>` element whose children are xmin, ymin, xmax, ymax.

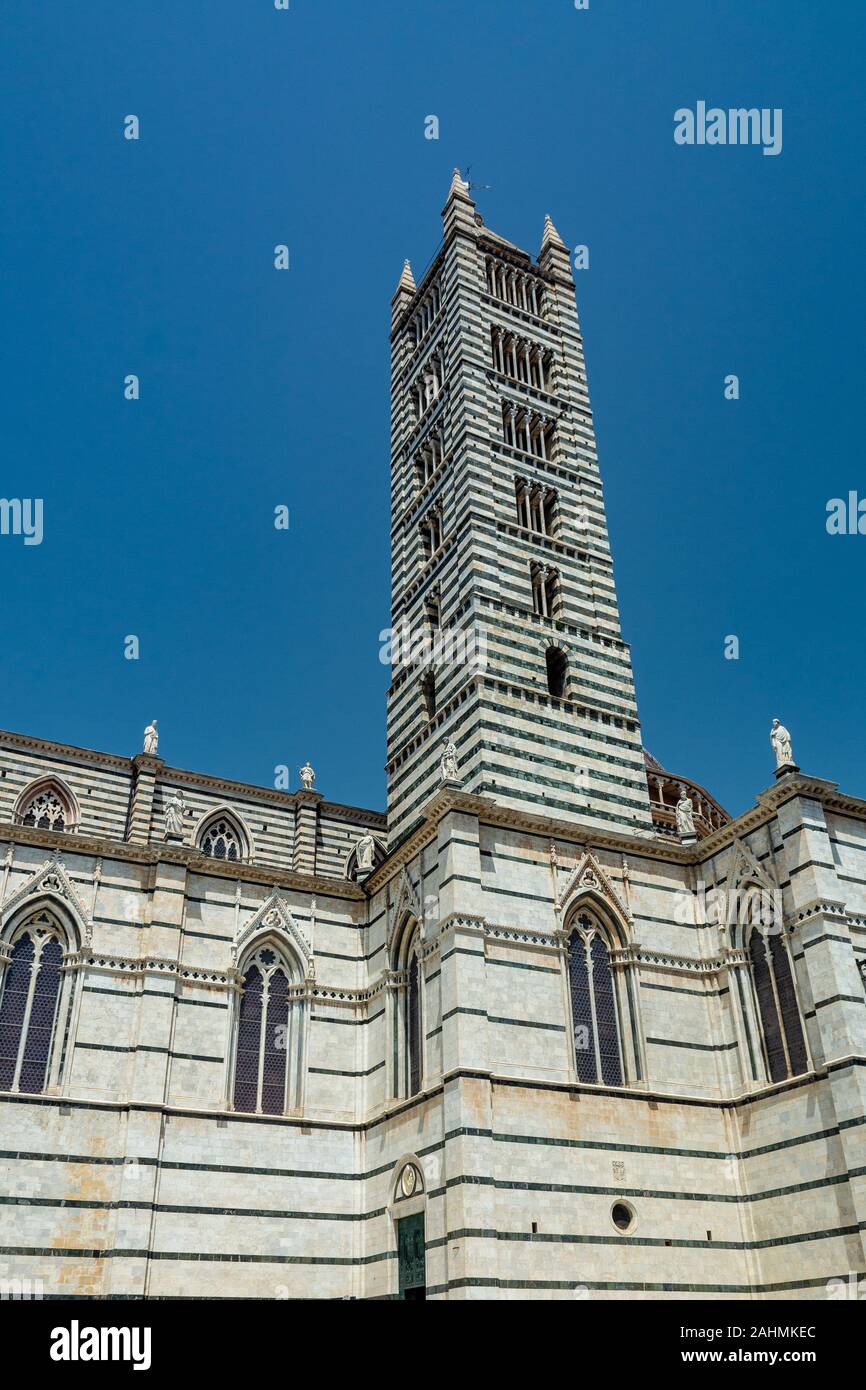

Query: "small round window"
<box><xmin>611</xmin><ymin>1201</ymin><xmax>635</xmax><ymax>1233</ymax></box>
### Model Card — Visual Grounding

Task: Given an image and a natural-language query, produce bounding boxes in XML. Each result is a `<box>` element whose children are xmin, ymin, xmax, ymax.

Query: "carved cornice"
<box><xmin>0</xmin><ymin>823</ymin><xmax>366</xmax><ymax>901</ymax></box>
<box><xmin>0</xmin><ymin>728</ymin><xmax>385</xmax><ymax>826</ymax></box>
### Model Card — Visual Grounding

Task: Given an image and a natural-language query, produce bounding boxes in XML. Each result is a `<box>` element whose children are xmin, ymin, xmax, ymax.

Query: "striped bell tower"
<box><xmin>385</xmin><ymin>171</ymin><xmax>654</xmax><ymax>844</ymax></box>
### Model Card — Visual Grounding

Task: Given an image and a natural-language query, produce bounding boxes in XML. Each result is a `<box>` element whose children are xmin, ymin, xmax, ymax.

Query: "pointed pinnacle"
<box><xmin>395</xmin><ymin>258</ymin><xmax>416</xmax><ymax>294</ymax></box>
<box><xmin>541</xmin><ymin>213</ymin><xmax>566</xmax><ymax>250</ymax></box>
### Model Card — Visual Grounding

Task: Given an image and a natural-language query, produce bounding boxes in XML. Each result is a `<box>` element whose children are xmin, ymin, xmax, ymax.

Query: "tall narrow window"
<box><xmin>407</xmin><ymin>952</ymin><xmax>422</xmax><ymax>1096</ymax></box>
<box><xmin>419</xmin><ymin>507</ymin><xmax>443</xmax><ymax>561</ymax></box>
<box><xmin>425</xmin><ymin>592</ymin><xmax>441</xmax><ymax>631</ymax></box>
<box><xmin>0</xmin><ymin>911</ymin><xmax>69</xmax><ymax>1095</ymax></box>
<box><xmin>546</xmin><ymin>646</ymin><xmax>568</xmax><ymax>699</ymax></box>
<box><xmin>567</xmin><ymin>914</ymin><xmax>624</xmax><ymax>1086</ymax></box>
<box><xmin>749</xmin><ymin>926</ymin><xmax>807</xmax><ymax>1082</ymax></box>
<box><xmin>393</xmin><ymin>920</ymin><xmax>424</xmax><ymax>1099</ymax></box>
<box><xmin>232</xmin><ymin>965</ymin><xmax>263</xmax><ymax>1111</ymax></box>
<box><xmin>232</xmin><ymin>945</ymin><xmax>295</xmax><ymax>1114</ymax></box>
<box><xmin>421</xmin><ymin>670</ymin><xmax>436</xmax><ymax>721</ymax></box>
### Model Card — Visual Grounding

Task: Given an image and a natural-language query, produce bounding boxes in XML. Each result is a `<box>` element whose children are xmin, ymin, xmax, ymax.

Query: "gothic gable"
<box><xmin>232</xmin><ymin>890</ymin><xmax>313</xmax><ymax>977</ymax></box>
<box><xmin>0</xmin><ymin>850</ymin><xmax>92</xmax><ymax>949</ymax></box>
<box><xmin>556</xmin><ymin>847</ymin><xmax>632</xmax><ymax>936</ymax></box>
<box><xmin>387</xmin><ymin>866</ymin><xmax>423</xmax><ymax>961</ymax></box>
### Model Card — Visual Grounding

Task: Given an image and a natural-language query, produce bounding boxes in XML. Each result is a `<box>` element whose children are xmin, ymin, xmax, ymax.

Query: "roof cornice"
<box><xmin>0</xmin><ymin>728</ymin><xmax>385</xmax><ymax>827</ymax></box>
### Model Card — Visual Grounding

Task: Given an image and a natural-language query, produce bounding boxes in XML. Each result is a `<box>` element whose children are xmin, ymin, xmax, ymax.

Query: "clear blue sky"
<box><xmin>0</xmin><ymin>1</ymin><xmax>863</xmax><ymax>817</ymax></box>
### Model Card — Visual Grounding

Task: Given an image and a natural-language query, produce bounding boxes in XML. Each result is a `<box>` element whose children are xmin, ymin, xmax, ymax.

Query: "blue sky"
<box><xmin>0</xmin><ymin>1</ymin><xmax>863</xmax><ymax>817</ymax></box>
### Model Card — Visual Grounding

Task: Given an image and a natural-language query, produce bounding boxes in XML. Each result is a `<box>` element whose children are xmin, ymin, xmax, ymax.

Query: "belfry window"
<box><xmin>748</xmin><ymin>921</ymin><xmax>808</xmax><ymax>1083</ymax></box>
<box><xmin>502</xmin><ymin>402</ymin><xmax>555</xmax><ymax>459</ymax></box>
<box><xmin>421</xmin><ymin>670</ymin><xmax>436</xmax><ymax>721</ymax></box>
<box><xmin>567</xmin><ymin>914</ymin><xmax>623</xmax><ymax>1086</ymax></box>
<box><xmin>0</xmin><ymin>908</ymin><xmax>73</xmax><ymax>1096</ymax></box>
<box><xmin>491</xmin><ymin>328</ymin><xmax>552</xmax><ymax>390</ymax></box>
<box><xmin>415</xmin><ymin>429</ymin><xmax>445</xmax><ymax>488</ymax></box>
<box><xmin>546</xmin><ymin>646</ymin><xmax>568</xmax><ymax>699</ymax></box>
<box><xmin>409</xmin><ymin>282</ymin><xmax>441</xmax><ymax>348</ymax></box>
<box><xmin>530</xmin><ymin>563</ymin><xmax>560</xmax><ymax>618</ymax></box>
<box><xmin>411</xmin><ymin>350</ymin><xmax>444</xmax><ymax>423</ymax></box>
<box><xmin>516</xmin><ymin>478</ymin><xmax>557</xmax><ymax>536</ymax></box>
<box><xmin>485</xmin><ymin>257</ymin><xmax>544</xmax><ymax>317</ymax></box>
<box><xmin>419</xmin><ymin>506</ymin><xmax>443</xmax><ymax>561</ymax></box>
<box><xmin>232</xmin><ymin>944</ymin><xmax>295</xmax><ymax>1115</ymax></box>
<box><xmin>425</xmin><ymin>591</ymin><xmax>441</xmax><ymax>631</ymax></box>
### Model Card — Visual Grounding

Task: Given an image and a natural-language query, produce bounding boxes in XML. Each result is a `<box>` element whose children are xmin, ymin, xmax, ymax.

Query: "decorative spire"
<box><xmin>395</xmin><ymin>258</ymin><xmax>416</xmax><ymax>294</ymax></box>
<box><xmin>448</xmin><ymin>167</ymin><xmax>470</xmax><ymax>198</ymax></box>
<box><xmin>541</xmin><ymin>213</ymin><xmax>566</xmax><ymax>252</ymax></box>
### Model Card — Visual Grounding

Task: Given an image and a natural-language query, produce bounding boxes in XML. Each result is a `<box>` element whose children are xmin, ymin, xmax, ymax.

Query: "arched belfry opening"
<box><xmin>546</xmin><ymin>645</ymin><xmax>568</xmax><ymax>699</ymax></box>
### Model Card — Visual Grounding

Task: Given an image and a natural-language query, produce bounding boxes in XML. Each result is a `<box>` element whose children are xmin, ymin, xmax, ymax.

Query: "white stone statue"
<box><xmin>164</xmin><ymin>789</ymin><xmax>187</xmax><ymax>836</ymax></box>
<box><xmin>676</xmin><ymin>788</ymin><xmax>696</xmax><ymax>838</ymax></box>
<box><xmin>355</xmin><ymin>833</ymin><xmax>376</xmax><ymax>873</ymax></box>
<box><xmin>440</xmin><ymin>739</ymin><xmax>459</xmax><ymax>783</ymax></box>
<box><xmin>143</xmin><ymin>720</ymin><xmax>159</xmax><ymax>756</ymax></box>
<box><xmin>300</xmin><ymin>761</ymin><xmax>315</xmax><ymax>791</ymax></box>
<box><xmin>770</xmin><ymin>718</ymin><xmax>794</xmax><ymax>769</ymax></box>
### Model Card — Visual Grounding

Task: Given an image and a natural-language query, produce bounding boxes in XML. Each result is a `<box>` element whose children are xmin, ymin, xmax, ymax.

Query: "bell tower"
<box><xmin>385</xmin><ymin>172</ymin><xmax>653</xmax><ymax>844</ymax></box>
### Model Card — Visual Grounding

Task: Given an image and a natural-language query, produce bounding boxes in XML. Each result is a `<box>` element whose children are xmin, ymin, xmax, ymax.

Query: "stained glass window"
<box><xmin>233</xmin><ymin>964</ymin><xmax>263</xmax><ymax>1111</ymax></box>
<box><xmin>591</xmin><ymin>935</ymin><xmax>623</xmax><ymax>1087</ymax></box>
<box><xmin>567</xmin><ymin>914</ymin><xmax>625</xmax><ymax>1086</ymax></box>
<box><xmin>0</xmin><ymin>913</ymin><xmax>66</xmax><ymax>1095</ymax></box>
<box><xmin>201</xmin><ymin>817</ymin><xmax>242</xmax><ymax>861</ymax></box>
<box><xmin>0</xmin><ymin>934</ymin><xmax>35</xmax><ymax>1091</ymax></box>
<box><xmin>568</xmin><ymin>929</ymin><xmax>596</xmax><ymax>1083</ymax></box>
<box><xmin>407</xmin><ymin>953</ymin><xmax>422</xmax><ymax>1096</ymax></box>
<box><xmin>233</xmin><ymin>948</ymin><xmax>292</xmax><ymax>1114</ymax></box>
<box><xmin>749</xmin><ymin>928</ymin><xmax>807</xmax><ymax>1081</ymax></box>
<box><xmin>261</xmin><ymin>969</ymin><xmax>289</xmax><ymax>1115</ymax></box>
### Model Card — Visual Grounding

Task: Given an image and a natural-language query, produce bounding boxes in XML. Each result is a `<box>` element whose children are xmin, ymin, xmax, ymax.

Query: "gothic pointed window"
<box><xmin>199</xmin><ymin>813</ymin><xmax>245</xmax><ymax>862</ymax></box>
<box><xmin>393</xmin><ymin>919</ymin><xmax>424</xmax><ymax>1099</ymax></box>
<box><xmin>407</xmin><ymin>952</ymin><xmax>422</xmax><ymax>1096</ymax></box>
<box><xmin>232</xmin><ymin>943</ymin><xmax>297</xmax><ymax>1115</ymax></box>
<box><xmin>0</xmin><ymin>909</ymin><xmax>71</xmax><ymax>1095</ymax></box>
<box><xmin>748</xmin><ymin>923</ymin><xmax>807</xmax><ymax>1082</ymax></box>
<box><xmin>16</xmin><ymin>779</ymin><xmax>76</xmax><ymax>833</ymax></box>
<box><xmin>567</xmin><ymin>914</ymin><xmax>624</xmax><ymax>1086</ymax></box>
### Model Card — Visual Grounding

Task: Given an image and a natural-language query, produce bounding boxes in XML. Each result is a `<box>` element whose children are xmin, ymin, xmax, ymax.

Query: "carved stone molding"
<box><xmin>232</xmin><ymin>890</ymin><xmax>314</xmax><ymax>977</ymax></box>
<box><xmin>555</xmin><ymin>846</ymin><xmax>633</xmax><ymax>932</ymax></box>
<box><xmin>0</xmin><ymin>850</ymin><xmax>94</xmax><ymax>949</ymax></box>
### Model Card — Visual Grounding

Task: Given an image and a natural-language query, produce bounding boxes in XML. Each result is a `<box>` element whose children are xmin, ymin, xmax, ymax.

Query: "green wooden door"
<box><xmin>397</xmin><ymin>1212</ymin><xmax>426</xmax><ymax>1298</ymax></box>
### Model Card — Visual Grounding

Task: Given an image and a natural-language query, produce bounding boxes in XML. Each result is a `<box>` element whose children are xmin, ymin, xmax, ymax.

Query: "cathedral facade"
<box><xmin>1</xmin><ymin>175</ymin><xmax>865</xmax><ymax>1300</ymax></box>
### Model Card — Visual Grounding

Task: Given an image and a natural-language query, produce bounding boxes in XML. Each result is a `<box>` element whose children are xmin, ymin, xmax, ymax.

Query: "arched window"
<box><xmin>421</xmin><ymin>670</ymin><xmax>436</xmax><ymax>721</ymax></box>
<box><xmin>407</xmin><ymin>948</ymin><xmax>422</xmax><ymax>1096</ymax></box>
<box><xmin>567</xmin><ymin>913</ymin><xmax>623</xmax><ymax>1086</ymax></box>
<box><xmin>546</xmin><ymin>646</ymin><xmax>568</xmax><ymax>699</ymax></box>
<box><xmin>199</xmin><ymin>813</ymin><xmax>245</xmax><ymax>862</ymax></box>
<box><xmin>391</xmin><ymin>919</ymin><xmax>424</xmax><ymax>1099</ymax></box>
<box><xmin>232</xmin><ymin>944</ymin><xmax>296</xmax><ymax>1114</ymax></box>
<box><xmin>748</xmin><ymin>924</ymin><xmax>808</xmax><ymax>1082</ymax></box>
<box><xmin>0</xmin><ymin>908</ymin><xmax>69</xmax><ymax>1094</ymax></box>
<box><xmin>15</xmin><ymin>778</ymin><xmax>77</xmax><ymax>833</ymax></box>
